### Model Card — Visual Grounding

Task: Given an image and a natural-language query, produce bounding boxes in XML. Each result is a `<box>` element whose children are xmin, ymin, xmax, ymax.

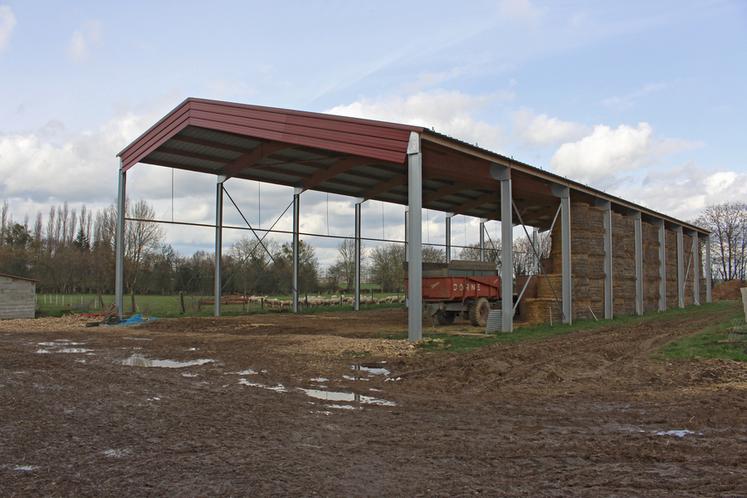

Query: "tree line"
<box><xmin>1</xmin><ymin>200</ymin><xmax>744</xmax><ymax>298</ymax></box>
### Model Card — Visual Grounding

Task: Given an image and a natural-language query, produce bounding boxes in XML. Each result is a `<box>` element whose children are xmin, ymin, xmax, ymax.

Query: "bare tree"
<box><xmin>697</xmin><ymin>202</ymin><xmax>747</xmax><ymax>280</ymax></box>
<box><xmin>125</xmin><ymin>200</ymin><xmax>163</xmax><ymax>310</ymax></box>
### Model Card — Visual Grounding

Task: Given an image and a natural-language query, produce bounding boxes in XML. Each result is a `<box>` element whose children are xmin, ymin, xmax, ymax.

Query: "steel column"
<box><xmin>658</xmin><ymin>220</ymin><xmax>667</xmax><ymax>312</ymax></box>
<box><xmin>705</xmin><ymin>234</ymin><xmax>712</xmax><ymax>303</ymax></box>
<box><xmin>445</xmin><ymin>213</ymin><xmax>453</xmax><ymax>264</ymax></box>
<box><xmin>676</xmin><ymin>226</ymin><xmax>685</xmax><ymax>308</ymax></box>
<box><xmin>404</xmin><ymin>210</ymin><xmax>408</xmax><ymax>262</ymax></box>
<box><xmin>553</xmin><ymin>186</ymin><xmax>572</xmax><ymax>324</ymax></box>
<box><xmin>601</xmin><ymin>201</ymin><xmax>613</xmax><ymax>319</ymax></box>
<box><xmin>354</xmin><ymin>200</ymin><xmax>362</xmax><ymax>311</ymax></box>
<box><xmin>499</xmin><ymin>172</ymin><xmax>513</xmax><ymax>332</ymax></box>
<box><xmin>114</xmin><ymin>166</ymin><xmax>126</xmax><ymax>318</ymax></box>
<box><xmin>406</xmin><ymin>132</ymin><xmax>423</xmax><ymax>341</ymax></box>
<box><xmin>292</xmin><ymin>188</ymin><xmax>301</xmax><ymax>313</ymax></box>
<box><xmin>532</xmin><ymin>227</ymin><xmax>540</xmax><ymax>274</ymax></box>
<box><xmin>479</xmin><ymin>219</ymin><xmax>486</xmax><ymax>262</ymax></box>
<box><xmin>214</xmin><ymin>176</ymin><xmax>225</xmax><ymax>317</ymax></box>
<box><xmin>633</xmin><ymin>212</ymin><xmax>643</xmax><ymax>316</ymax></box>
<box><xmin>691</xmin><ymin>230</ymin><xmax>700</xmax><ymax>305</ymax></box>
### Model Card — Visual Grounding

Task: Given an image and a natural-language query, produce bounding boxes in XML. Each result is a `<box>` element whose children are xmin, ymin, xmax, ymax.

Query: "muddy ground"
<box><xmin>1</xmin><ymin>305</ymin><xmax>746</xmax><ymax>496</ymax></box>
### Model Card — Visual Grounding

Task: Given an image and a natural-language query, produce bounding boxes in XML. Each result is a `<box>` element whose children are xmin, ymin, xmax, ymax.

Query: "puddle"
<box><xmin>147</xmin><ymin>396</ymin><xmax>161</xmax><ymax>401</ymax></box>
<box><xmin>299</xmin><ymin>388</ymin><xmax>396</xmax><ymax>406</ymax></box>
<box><xmin>75</xmin><ymin>359</ymin><xmax>87</xmax><ymax>364</ymax></box>
<box><xmin>36</xmin><ymin>347</ymin><xmax>93</xmax><ymax>354</ymax></box>
<box><xmin>238</xmin><ymin>380</ymin><xmax>397</xmax><ymax>407</ymax></box>
<box><xmin>310</xmin><ymin>377</ymin><xmax>329</xmax><ymax>383</ymax></box>
<box><xmin>342</xmin><ymin>374</ymin><xmax>369</xmax><ymax>382</ymax></box>
<box><xmin>38</xmin><ymin>341</ymin><xmax>85</xmax><ymax>347</ymax></box>
<box><xmin>232</xmin><ymin>368</ymin><xmax>258</xmax><ymax>376</ymax></box>
<box><xmin>181</xmin><ymin>373</ymin><xmax>199</xmax><ymax>378</ymax></box>
<box><xmin>353</xmin><ymin>364</ymin><xmax>390</xmax><ymax>376</ymax></box>
<box><xmin>13</xmin><ymin>465</ymin><xmax>38</xmax><ymax>472</ymax></box>
<box><xmin>655</xmin><ymin>429</ymin><xmax>702</xmax><ymax>438</ymax></box>
<box><xmin>118</xmin><ymin>354</ymin><xmax>214</xmax><ymax>368</ymax></box>
<box><xmin>238</xmin><ymin>379</ymin><xmax>288</xmax><ymax>393</ymax></box>
<box><xmin>187</xmin><ymin>347</ymin><xmax>198</xmax><ymax>351</ymax></box>
<box><xmin>102</xmin><ymin>448</ymin><xmax>132</xmax><ymax>458</ymax></box>
<box><xmin>123</xmin><ymin>337</ymin><xmax>152</xmax><ymax>341</ymax></box>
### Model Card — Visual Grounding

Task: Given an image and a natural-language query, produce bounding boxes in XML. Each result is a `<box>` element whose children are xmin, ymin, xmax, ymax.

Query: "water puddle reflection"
<box><xmin>118</xmin><ymin>354</ymin><xmax>214</xmax><ymax>368</ymax></box>
<box><xmin>238</xmin><ymin>378</ymin><xmax>288</xmax><ymax>392</ymax></box>
<box><xmin>36</xmin><ymin>340</ymin><xmax>93</xmax><ymax>354</ymax></box>
<box><xmin>655</xmin><ymin>429</ymin><xmax>702</xmax><ymax>438</ymax></box>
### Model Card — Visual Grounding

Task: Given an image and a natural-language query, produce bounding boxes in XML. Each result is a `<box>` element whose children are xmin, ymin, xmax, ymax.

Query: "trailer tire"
<box><xmin>435</xmin><ymin>310</ymin><xmax>456</xmax><ymax>326</ymax></box>
<box><xmin>469</xmin><ymin>297</ymin><xmax>490</xmax><ymax>327</ymax></box>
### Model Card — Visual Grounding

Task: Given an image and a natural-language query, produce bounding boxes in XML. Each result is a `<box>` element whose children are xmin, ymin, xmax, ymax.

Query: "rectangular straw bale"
<box><xmin>642</xmin><ymin>221</ymin><xmax>661</xmax><ymax>312</ymax></box>
<box><xmin>666</xmin><ymin>229</ymin><xmax>678</xmax><ymax>308</ymax></box>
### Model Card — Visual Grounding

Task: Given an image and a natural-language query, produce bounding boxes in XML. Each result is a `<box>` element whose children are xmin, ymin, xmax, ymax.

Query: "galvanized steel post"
<box><xmin>633</xmin><ymin>211</ymin><xmax>643</xmax><ymax>316</ymax></box>
<box><xmin>532</xmin><ymin>227</ymin><xmax>540</xmax><ymax>274</ymax></box>
<box><xmin>553</xmin><ymin>185</ymin><xmax>572</xmax><ymax>324</ymax></box>
<box><xmin>404</xmin><ymin>210</ymin><xmax>408</xmax><ymax>262</ymax></box>
<box><xmin>705</xmin><ymin>234</ymin><xmax>712</xmax><ymax>303</ymax></box>
<box><xmin>292</xmin><ymin>188</ymin><xmax>301</xmax><ymax>313</ymax></box>
<box><xmin>115</xmin><ymin>165</ymin><xmax>126</xmax><ymax>318</ymax></box>
<box><xmin>354</xmin><ymin>200</ymin><xmax>363</xmax><ymax>311</ymax></box>
<box><xmin>406</xmin><ymin>132</ymin><xmax>423</xmax><ymax>342</ymax></box>
<box><xmin>498</xmin><ymin>169</ymin><xmax>513</xmax><ymax>333</ymax></box>
<box><xmin>214</xmin><ymin>176</ymin><xmax>225</xmax><ymax>317</ymax></box>
<box><xmin>445</xmin><ymin>213</ymin><xmax>453</xmax><ymax>264</ymax></box>
<box><xmin>658</xmin><ymin>220</ymin><xmax>667</xmax><ymax>312</ymax></box>
<box><xmin>676</xmin><ymin>226</ymin><xmax>685</xmax><ymax>308</ymax></box>
<box><xmin>691</xmin><ymin>230</ymin><xmax>700</xmax><ymax>305</ymax></box>
<box><xmin>479</xmin><ymin>219</ymin><xmax>486</xmax><ymax>262</ymax></box>
<box><xmin>600</xmin><ymin>200</ymin><xmax>613</xmax><ymax>319</ymax></box>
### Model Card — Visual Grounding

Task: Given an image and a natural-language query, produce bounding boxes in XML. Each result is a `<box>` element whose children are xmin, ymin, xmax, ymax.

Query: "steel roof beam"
<box><xmin>302</xmin><ymin>157</ymin><xmax>371</xmax><ymax>190</ymax></box>
<box><xmin>363</xmin><ymin>175</ymin><xmax>406</xmax><ymax>200</ymax></box>
<box><xmin>223</xmin><ymin>142</ymin><xmax>288</xmax><ymax>177</ymax></box>
<box><xmin>452</xmin><ymin>193</ymin><xmax>499</xmax><ymax>216</ymax></box>
<box><xmin>169</xmin><ymin>134</ymin><xmax>251</xmax><ymax>154</ymax></box>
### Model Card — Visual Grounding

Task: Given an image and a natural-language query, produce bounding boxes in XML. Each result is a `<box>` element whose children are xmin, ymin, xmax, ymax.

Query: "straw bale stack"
<box><xmin>519</xmin><ymin>297</ymin><xmax>563</xmax><ymax>325</ymax></box>
<box><xmin>642</xmin><ymin>220</ymin><xmax>661</xmax><ymax>312</ymax></box>
<box><xmin>612</xmin><ymin>213</ymin><xmax>636</xmax><ymax>316</ymax></box>
<box><xmin>549</xmin><ymin>201</ymin><xmax>606</xmax><ymax>321</ymax></box>
<box><xmin>666</xmin><ymin>229</ymin><xmax>678</xmax><ymax>308</ymax></box>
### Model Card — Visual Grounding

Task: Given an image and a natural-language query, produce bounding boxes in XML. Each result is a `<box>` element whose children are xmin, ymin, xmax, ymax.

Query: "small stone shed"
<box><xmin>0</xmin><ymin>273</ymin><xmax>37</xmax><ymax>319</ymax></box>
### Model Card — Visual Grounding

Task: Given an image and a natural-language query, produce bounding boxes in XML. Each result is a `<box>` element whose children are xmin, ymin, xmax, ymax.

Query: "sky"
<box><xmin>0</xmin><ymin>0</ymin><xmax>745</xmax><ymax>268</ymax></box>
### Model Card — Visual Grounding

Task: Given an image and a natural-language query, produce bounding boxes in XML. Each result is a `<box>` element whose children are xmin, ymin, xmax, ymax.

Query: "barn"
<box><xmin>0</xmin><ymin>273</ymin><xmax>37</xmax><ymax>319</ymax></box>
<box><xmin>114</xmin><ymin>98</ymin><xmax>712</xmax><ymax>339</ymax></box>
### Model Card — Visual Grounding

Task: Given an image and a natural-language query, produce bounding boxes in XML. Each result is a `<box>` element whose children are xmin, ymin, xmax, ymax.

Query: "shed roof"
<box><xmin>118</xmin><ymin>98</ymin><xmax>708</xmax><ymax>234</ymax></box>
<box><xmin>0</xmin><ymin>273</ymin><xmax>37</xmax><ymax>283</ymax></box>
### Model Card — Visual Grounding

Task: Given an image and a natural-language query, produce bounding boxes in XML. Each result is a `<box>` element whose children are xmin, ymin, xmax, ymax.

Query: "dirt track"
<box><xmin>1</xmin><ymin>305</ymin><xmax>746</xmax><ymax>496</ymax></box>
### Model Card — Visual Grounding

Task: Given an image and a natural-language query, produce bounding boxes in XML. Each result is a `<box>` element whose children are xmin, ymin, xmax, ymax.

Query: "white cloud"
<box><xmin>613</xmin><ymin>164</ymin><xmax>747</xmax><ymax>222</ymax></box>
<box><xmin>326</xmin><ymin>90</ymin><xmax>511</xmax><ymax>150</ymax></box>
<box><xmin>67</xmin><ymin>20</ymin><xmax>102</xmax><ymax>62</ymax></box>
<box><xmin>551</xmin><ymin>122</ymin><xmax>655</xmax><ymax>185</ymax></box>
<box><xmin>512</xmin><ymin>109</ymin><xmax>588</xmax><ymax>146</ymax></box>
<box><xmin>0</xmin><ymin>5</ymin><xmax>16</xmax><ymax>52</ymax></box>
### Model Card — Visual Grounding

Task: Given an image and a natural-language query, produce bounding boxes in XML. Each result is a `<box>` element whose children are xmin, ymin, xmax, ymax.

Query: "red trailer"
<box><xmin>405</xmin><ymin>261</ymin><xmax>503</xmax><ymax>327</ymax></box>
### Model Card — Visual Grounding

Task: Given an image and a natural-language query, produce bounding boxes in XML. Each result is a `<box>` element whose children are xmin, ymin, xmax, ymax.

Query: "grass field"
<box><xmin>660</xmin><ymin>301</ymin><xmax>747</xmax><ymax>362</ymax></box>
<box><xmin>414</xmin><ymin>301</ymin><xmax>743</xmax><ymax>354</ymax></box>
<box><xmin>35</xmin><ymin>292</ymin><xmax>403</xmax><ymax>318</ymax></box>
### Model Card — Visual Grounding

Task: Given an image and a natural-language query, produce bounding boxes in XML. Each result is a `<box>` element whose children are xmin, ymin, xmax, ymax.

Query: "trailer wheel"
<box><xmin>435</xmin><ymin>311</ymin><xmax>455</xmax><ymax>326</ymax></box>
<box><xmin>468</xmin><ymin>297</ymin><xmax>490</xmax><ymax>327</ymax></box>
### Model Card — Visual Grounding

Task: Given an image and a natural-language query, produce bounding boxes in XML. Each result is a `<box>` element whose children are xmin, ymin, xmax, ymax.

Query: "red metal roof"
<box><xmin>119</xmin><ymin>98</ymin><xmax>421</xmax><ymax>171</ymax></box>
<box><xmin>117</xmin><ymin>98</ymin><xmax>709</xmax><ymax>234</ymax></box>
